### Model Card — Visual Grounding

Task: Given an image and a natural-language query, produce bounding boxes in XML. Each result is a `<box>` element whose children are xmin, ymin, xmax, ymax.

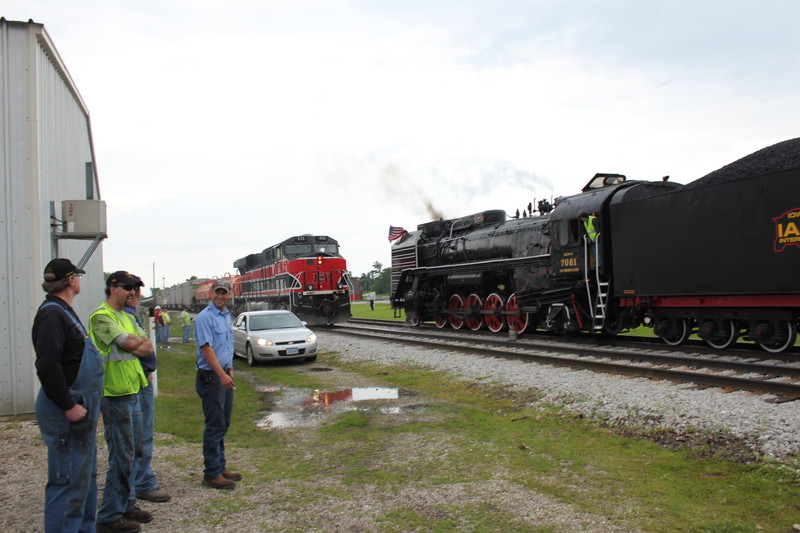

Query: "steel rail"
<box><xmin>328</xmin><ymin>324</ymin><xmax>800</xmax><ymax>398</ymax></box>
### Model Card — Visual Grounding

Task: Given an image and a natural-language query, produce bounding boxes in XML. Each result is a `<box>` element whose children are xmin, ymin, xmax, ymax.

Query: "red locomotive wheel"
<box><xmin>434</xmin><ymin>315</ymin><xmax>448</xmax><ymax>328</ymax></box>
<box><xmin>483</xmin><ymin>293</ymin><xmax>506</xmax><ymax>333</ymax></box>
<box><xmin>464</xmin><ymin>293</ymin><xmax>483</xmax><ymax>331</ymax></box>
<box><xmin>506</xmin><ymin>294</ymin><xmax>529</xmax><ymax>334</ymax></box>
<box><xmin>447</xmin><ymin>294</ymin><xmax>464</xmax><ymax>330</ymax></box>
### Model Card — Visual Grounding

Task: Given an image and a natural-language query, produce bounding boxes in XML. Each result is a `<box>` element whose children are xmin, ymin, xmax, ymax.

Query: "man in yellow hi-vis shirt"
<box><xmin>90</xmin><ymin>271</ymin><xmax>154</xmax><ymax>533</ymax></box>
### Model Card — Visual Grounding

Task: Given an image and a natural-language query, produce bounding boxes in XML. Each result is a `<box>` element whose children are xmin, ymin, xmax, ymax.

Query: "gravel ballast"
<box><xmin>319</xmin><ymin>332</ymin><xmax>800</xmax><ymax>461</ymax></box>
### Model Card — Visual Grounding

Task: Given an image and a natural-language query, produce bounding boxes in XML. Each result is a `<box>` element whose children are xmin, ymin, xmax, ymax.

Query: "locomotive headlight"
<box><xmin>256</xmin><ymin>338</ymin><xmax>274</xmax><ymax>347</ymax></box>
<box><xmin>307</xmin><ymin>284</ymin><xmax>314</xmax><ymax>291</ymax></box>
<box><xmin>306</xmin><ymin>333</ymin><xmax>317</xmax><ymax>343</ymax></box>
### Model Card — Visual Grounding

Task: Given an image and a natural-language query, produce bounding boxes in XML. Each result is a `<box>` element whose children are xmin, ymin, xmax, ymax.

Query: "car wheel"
<box><xmin>246</xmin><ymin>344</ymin><xmax>257</xmax><ymax>367</ymax></box>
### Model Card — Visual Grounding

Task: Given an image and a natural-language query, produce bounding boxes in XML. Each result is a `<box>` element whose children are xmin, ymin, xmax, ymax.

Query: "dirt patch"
<box><xmin>0</xmin><ymin>364</ymin><xmax>639</xmax><ymax>533</ymax></box>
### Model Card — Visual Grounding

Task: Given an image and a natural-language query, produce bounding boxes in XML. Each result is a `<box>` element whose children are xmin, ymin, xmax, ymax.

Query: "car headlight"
<box><xmin>306</xmin><ymin>333</ymin><xmax>317</xmax><ymax>343</ymax></box>
<box><xmin>256</xmin><ymin>338</ymin><xmax>274</xmax><ymax>347</ymax></box>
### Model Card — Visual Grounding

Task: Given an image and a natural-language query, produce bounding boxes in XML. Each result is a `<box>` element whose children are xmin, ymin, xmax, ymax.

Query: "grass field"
<box><xmin>151</xmin><ymin>340</ymin><xmax>800</xmax><ymax>532</ymax></box>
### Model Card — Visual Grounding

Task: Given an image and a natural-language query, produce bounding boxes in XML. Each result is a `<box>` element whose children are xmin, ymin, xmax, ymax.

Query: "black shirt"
<box><xmin>31</xmin><ymin>294</ymin><xmax>87</xmax><ymax>411</ymax></box>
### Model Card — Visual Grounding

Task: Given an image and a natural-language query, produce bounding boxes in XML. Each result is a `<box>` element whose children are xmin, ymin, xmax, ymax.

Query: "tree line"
<box><xmin>357</xmin><ymin>261</ymin><xmax>391</xmax><ymax>296</ymax></box>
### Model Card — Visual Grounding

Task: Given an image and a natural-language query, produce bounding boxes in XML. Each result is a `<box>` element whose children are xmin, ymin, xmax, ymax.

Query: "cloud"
<box><xmin>4</xmin><ymin>0</ymin><xmax>799</xmax><ymax>285</ymax></box>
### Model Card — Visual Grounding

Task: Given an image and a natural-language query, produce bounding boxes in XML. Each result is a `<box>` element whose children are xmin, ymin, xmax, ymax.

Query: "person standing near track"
<box><xmin>194</xmin><ymin>278</ymin><xmax>242</xmax><ymax>490</ymax></box>
<box><xmin>32</xmin><ymin>258</ymin><xmax>103</xmax><ymax>533</ymax></box>
<box><xmin>123</xmin><ymin>277</ymin><xmax>172</xmax><ymax>505</ymax></box>
<box><xmin>180</xmin><ymin>306</ymin><xmax>192</xmax><ymax>343</ymax></box>
<box><xmin>161</xmin><ymin>308</ymin><xmax>171</xmax><ymax>347</ymax></box>
<box><xmin>154</xmin><ymin>306</ymin><xmax>164</xmax><ymax>345</ymax></box>
<box><xmin>90</xmin><ymin>271</ymin><xmax>154</xmax><ymax>533</ymax></box>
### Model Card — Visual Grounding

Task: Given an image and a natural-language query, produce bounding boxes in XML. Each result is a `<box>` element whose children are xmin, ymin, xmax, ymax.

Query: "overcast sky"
<box><xmin>6</xmin><ymin>0</ymin><xmax>799</xmax><ymax>290</ymax></box>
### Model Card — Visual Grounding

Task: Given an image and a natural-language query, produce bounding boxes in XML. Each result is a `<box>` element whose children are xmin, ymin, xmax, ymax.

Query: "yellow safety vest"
<box><xmin>89</xmin><ymin>302</ymin><xmax>148</xmax><ymax>397</ymax></box>
<box><xmin>584</xmin><ymin>215</ymin><xmax>598</xmax><ymax>242</ymax></box>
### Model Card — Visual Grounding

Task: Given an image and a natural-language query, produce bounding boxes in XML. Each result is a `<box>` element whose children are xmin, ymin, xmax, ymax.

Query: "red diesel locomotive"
<box><xmin>229</xmin><ymin>234</ymin><xmax>352</xmax><ymax>325</ymax></box>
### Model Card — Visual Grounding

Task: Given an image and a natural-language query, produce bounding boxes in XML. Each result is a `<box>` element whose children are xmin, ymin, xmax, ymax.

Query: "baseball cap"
<box><xmin>43</xmin><ymin>258</ymin><xmax>85</xmax><ymax>282</ymax></box>
<box><xmin>212</xmin><ymin>279</ymin><xmax>232</xmax><ymax>293</ymax></box>
<box><xmin>106</xmin><ymin>270</ymin><xmax>140</xmax><ymax>287</ymax></box>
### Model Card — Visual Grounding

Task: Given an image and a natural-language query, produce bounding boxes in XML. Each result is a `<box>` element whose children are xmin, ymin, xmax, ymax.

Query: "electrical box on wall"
<box><xmin>62</xmin><ymin>200</ymin><xmax>107</xmax><ymax>236</ymax></box>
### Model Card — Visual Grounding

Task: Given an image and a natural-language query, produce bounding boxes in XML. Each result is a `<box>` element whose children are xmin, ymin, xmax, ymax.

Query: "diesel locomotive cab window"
<box><xmin>286</xmin><ymin>244</ymin><xmax>313</xmax><ymax>255</ymax></box>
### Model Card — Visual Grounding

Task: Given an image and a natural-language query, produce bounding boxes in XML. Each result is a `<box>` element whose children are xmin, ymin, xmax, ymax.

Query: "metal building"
<box><xmin>1</xmin><ymin>19</ymin><xmax>106</xmax><ymax>416</ymax></box>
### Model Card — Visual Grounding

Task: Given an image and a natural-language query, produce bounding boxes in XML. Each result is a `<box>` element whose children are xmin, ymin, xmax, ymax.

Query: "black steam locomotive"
<box><xmin>391</xmin><ymin>139</ymin><xmax>800</xmax><ymax>353</ymax></box>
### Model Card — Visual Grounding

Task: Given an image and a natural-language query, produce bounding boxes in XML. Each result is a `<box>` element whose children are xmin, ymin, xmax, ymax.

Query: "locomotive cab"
<box><xmin>550</xmin><ymin>173</ymin><xmax>626</xmax><ymax>280</ymax></box>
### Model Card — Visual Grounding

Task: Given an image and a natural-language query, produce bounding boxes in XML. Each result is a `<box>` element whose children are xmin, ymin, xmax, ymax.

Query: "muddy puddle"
<box><xmin>254</xmin><ymin>384</ymin><xmax>425</xmax><ymax>429</ymax></box>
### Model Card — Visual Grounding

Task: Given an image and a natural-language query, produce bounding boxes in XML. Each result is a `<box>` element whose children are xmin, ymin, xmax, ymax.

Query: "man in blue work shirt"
<box><xmin>194</xmin><ymin>279</ymin><xmax>242</xmax><ymax>490</ymax></box>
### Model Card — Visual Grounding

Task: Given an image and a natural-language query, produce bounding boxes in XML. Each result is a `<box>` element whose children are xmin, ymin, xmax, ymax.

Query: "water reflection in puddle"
<box><xmin>256</xmin><ymin>387</ymin><xmax>420</xmax><ymax>429</ymax></box>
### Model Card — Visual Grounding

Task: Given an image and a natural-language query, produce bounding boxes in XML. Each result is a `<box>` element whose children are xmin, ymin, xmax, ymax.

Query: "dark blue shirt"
<box><xmin>124</xmin><ymin>305</ymin><xmax>156</xmax><ymax>373</ymax></box>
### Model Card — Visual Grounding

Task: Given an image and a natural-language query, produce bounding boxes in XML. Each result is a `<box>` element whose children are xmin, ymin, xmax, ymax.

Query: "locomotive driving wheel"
<box><xmin>506</xmin><ymin>294</ymin><xmax>529</xmax><ymax>334</ymax></box>
<box><xmin>757</xmin><ymin>320</ymin><xmax>797</xmax><ymax>354</ymax></box>
<box><xmin>447</xmin><ymin>294</ymin><xmax>464</xmax><ymax>330</ymax></box>
<box><xmin>483</xmin><ymin>293</ymin><xmax>506</xmax><ymax>333</ymax></box>
<box><xmin>434</xmin><ymin>315</ymin><xmax>448</xmax><ymax>328</ymax></box>
<box><xmin>464</xmin><ymin>293</ymin><xmax>483</xmax><ymax>331</ymax></box>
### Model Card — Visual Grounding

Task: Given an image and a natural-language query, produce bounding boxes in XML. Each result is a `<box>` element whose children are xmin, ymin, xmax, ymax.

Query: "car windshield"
<box><xmin>250</xmin><ymin>314</ymin><xmax>303</xmax><ymax>330</ymax></box>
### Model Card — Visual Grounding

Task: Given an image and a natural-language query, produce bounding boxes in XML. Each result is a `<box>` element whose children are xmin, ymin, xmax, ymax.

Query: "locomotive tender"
<box><xmin>392</xmin><ymin>139</ymin><xmax>800</xmax><ymax>353</ymax></box>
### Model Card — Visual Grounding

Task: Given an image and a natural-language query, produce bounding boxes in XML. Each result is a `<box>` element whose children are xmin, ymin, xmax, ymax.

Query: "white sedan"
<box><xmin>232</xmin><ymin>310</ymin><xmax>318</xmax><ymax>366</ymax></box>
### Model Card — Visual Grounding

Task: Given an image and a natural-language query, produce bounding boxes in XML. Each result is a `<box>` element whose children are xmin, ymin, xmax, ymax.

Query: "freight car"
<box><xmin>230</xmin><ymin>235</ymin><xmax>352</xmax><ymax>325</ymax></box>
<box><xmin>392</xmin><ymin>138</ymin><xmax>800</xmax><ymax>353</ymax></box>
<box><xmin>193</xmin><ymin>276</ymin><xmax>241</xmax><ymax>311</ymax></box>
<box><xmin>157</xmin><ymin>278</ymin><xmax>210</xmax><ymax>310</ymax></box>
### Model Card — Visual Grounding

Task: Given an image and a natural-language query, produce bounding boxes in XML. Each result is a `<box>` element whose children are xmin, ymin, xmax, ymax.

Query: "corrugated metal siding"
<box><xmin>0</xmin><ymin>20</ymin><xmax>104</xmax><ymax>416</ymax></box>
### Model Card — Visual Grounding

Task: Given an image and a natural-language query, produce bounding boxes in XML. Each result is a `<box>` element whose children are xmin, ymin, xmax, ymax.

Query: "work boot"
<box><xmin>124</xmin><ymin>506</ymin><xmax>153</xmax><ymax>523</ymax></box>
<box><xmin>202</xmin><ymin>475</ymin><xmax>235</xmax><ymax>490</ymax></box>
<box><xmin>137</xmin><ymin>487</ymin><xmax>172</xmax><ymax>502</ymax></box>
<box><xmin>222</xmin><ymin>469</ymin><xmax>243</xmax><ymax>481</ymax></box>
<box><xmin>97</xmin><ymin>517</ymin><xmax>141</xmax><ymax>533</ymax></box>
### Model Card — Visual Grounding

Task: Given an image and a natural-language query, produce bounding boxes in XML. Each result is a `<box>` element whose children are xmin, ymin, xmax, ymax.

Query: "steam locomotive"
<box><xmin>391</xmin><ymin>139</ymin><xmax>800</xmax><ymax>353</ymax></box>
<box><xmin>158</xmin><ymin>235</ymin><xmax>353</xmax><ymax>325</ymax></box>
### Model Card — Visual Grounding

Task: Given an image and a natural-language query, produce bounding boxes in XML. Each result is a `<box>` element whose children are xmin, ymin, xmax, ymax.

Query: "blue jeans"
<box><xmin>196</xmin><ymin>371</ymin><xmax>233</xmax><ymax>479</ymax></box>
<box><xmin>36</xmin><ymin>390</ymin><xmax>101</xmax><ymax>533</ymax></box>
<box><xmin>182</xmin><ymin>326</ymin><xmax>191</xmax><ymax>343</ymax></box>
<box><xmin>98</xmin><ymin>394</ymin><xmax>140</xmax><ymax>524</ymax></box>
<box><xmin>132</xmin><ymin>380</ymin><xmax>158</xmax><ymax>495</ymax></box>
<box><xmin>159</xmin><ymin>325</ymin><xmax>169</xmax><ymax>343</ymax></box>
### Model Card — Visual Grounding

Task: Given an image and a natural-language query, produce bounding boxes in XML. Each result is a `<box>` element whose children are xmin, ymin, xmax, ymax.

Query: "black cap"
<box><xmin>106</xmin><ymin>270</ymin><xmax>140</xmax><ymax>287</ymax></box>
<box><xmin>44</xmin><ymin>258</ymin><xmax>85</xmax><ymax>282</ymax></box>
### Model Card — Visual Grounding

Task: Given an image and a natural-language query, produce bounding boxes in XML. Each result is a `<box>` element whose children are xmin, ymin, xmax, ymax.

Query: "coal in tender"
<box><xmin>683</xmin><ymin>137</ymin><xmax>800</xmax><ymax>190</ymax></box>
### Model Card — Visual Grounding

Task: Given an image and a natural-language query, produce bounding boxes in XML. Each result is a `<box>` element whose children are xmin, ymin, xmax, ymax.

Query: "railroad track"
<box><xmin>325</xmin><ymin>319</ymin><xmax>800</xmax><ymax>401</ymax></box>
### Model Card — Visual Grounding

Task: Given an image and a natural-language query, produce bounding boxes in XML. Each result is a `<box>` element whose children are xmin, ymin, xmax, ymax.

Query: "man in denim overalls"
<box><xmin>32</xmin><ymin>258</ymin><xmax>104</xmax><ymax>533</ymax></box>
